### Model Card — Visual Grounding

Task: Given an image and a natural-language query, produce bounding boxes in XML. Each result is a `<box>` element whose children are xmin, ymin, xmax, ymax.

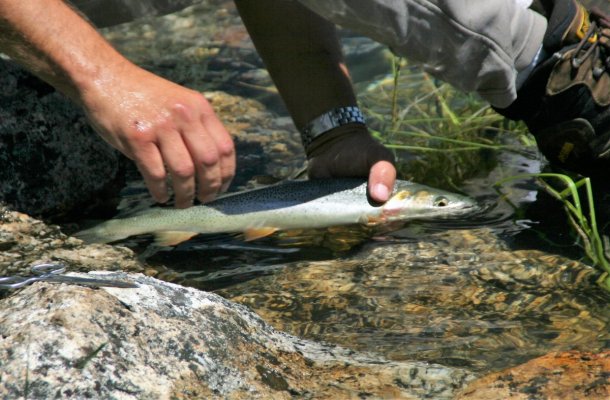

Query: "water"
<box><xmin>126</xmin><ymin>155</ymin><xmax>609</xmax><ymax>374</ymax></box>
<box><xmin>97</xmin><ymin>0</ymin><xmax>610</xmax><ymax>377</ymax></box>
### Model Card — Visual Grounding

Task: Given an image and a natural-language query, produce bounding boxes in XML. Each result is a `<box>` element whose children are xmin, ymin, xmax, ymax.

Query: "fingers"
<box><xmin>368</xmin><ymin>160</ymin><xmax>396</xmax><ymax>203</ymax></box>
<box><xmin>84</xmin><ymin>64</ymin><xmax>235</xmax><ymax>208</ymax></box>
<box><xmin>149</xmin><ymin>98</ymin><xmax>234</xmax><ymax>208</ymax></box>
<box><xmin>157</xmin><ymin>130</ymin><xmax>196</xmax><ymax>208</ymax></box>
<box><xmin>141</xmin><ymin>127</ymin><xmax>234</xmax><ymax>208</ymax></box>
<box><xmin>179</xmin><ymin>100</ymin><xmax>235</xmax><ymax>204</ymax></box>
<box><xmin>367</xmin><ymin>142</ymin><xmax>396</xmax><ymax>203</ymax></box>
<box><xmin>198</xmin><ymin>103</ymin><xmax>236</xmax><ymax>199</ymax></box>
<box><xmin>133</xmin><ymin>143</ymin><xmax>169</xmax><ymax>204</ymax></box>
<box><xmin>306</xmin><ymin>128</ymin><xmax>397</xmax><ymax>203</ymax></box>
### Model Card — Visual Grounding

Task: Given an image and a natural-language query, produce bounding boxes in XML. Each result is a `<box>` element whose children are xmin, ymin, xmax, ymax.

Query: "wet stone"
<box><xmin>455</xmin><ymin>351</ymin><xmax>610</xmax><ymax>399</ymax></box>
<box><xmin>219</xmin><ymin>228</ymin><xmax>610</xmax><ymax>374</ymax></box>
<box><xmin>0</xmin><ymin>59</ymin><xmax>126</xmax><ymax>219</ymax></box>
<box><xmin>0</xmin><ymin>204</ymin><xmax>142</xmax><ymax>278</ymax></box>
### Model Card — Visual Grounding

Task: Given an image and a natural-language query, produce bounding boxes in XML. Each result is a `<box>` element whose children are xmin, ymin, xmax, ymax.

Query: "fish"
<box><xmin>75</xmin><ymin>179</ymin><xmax>478</xmax><ymax>245</ymax></box>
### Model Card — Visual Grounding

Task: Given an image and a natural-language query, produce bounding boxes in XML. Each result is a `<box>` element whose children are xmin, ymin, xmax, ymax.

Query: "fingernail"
<box><xmin>220</xmin><ymin>181</ymin><xmax>232</xmax><ymax>193</ymax></box>
<box><xmin>199</xmin><ymin>194</ymin><xmax>216</xmax><ymax>204</ymax></box>
<box><xmin>176</xmin><ymin>200</ymin><xmax>193</xmax><ymax>209</ymax></box>
<box><xmin>155</xmin><ymin>194</ymin><xmax>170</xmax><ymax>204</ymax></box>
<box><xmin>373</xmin><ymin>183</ymin><xmax>390</xmax><ymax>202</ymax></box>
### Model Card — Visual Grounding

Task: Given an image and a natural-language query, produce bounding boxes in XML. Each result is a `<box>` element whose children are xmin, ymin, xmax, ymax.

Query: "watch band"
<box><xmin>300</xmin><ymin>106</ymin><xmax>366</xmax><ymax>149</ymax></box>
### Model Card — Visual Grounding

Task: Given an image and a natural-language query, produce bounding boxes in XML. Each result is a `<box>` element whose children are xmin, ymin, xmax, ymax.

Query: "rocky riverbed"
<box><xmin>0</xmin><ymin>204</ymin><xmax>477</xmax><ymax>399</ymax></box>
<box><xmin>1</xmin><ymin>203</ymin><xmax>608</xmax><ymax>399</ymax></box>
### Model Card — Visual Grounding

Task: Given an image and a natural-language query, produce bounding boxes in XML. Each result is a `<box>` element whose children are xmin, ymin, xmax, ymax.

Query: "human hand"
<box><xmin>306</xmin><ymin>125</ymin><xmax>396</xmax><ymax>203</ymax></box>
<box><xmin>80</xmin><ymin>63</ymin><xmax>235</xmax><ymax>208</ymax></box>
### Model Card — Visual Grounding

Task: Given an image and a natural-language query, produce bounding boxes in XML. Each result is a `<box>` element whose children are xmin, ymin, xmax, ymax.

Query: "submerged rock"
<box><xmin>456</xmin><ymin>350</ymin><xmax>610</xmax><ymax>399</ymax></box>
<box><xmin>219</xmin><ymin>228</ymin><xmax>610</xmax><ymax>373</ymax></box>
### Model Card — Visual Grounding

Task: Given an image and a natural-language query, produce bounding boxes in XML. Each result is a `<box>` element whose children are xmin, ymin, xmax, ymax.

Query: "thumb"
<box><xmin>368</xmin><ymin>160</ymin><xmax>396</xmax><ymax>203</ymax></box>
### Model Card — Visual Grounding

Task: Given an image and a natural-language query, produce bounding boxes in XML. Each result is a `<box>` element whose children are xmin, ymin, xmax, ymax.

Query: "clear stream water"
<box><xmin>97</xmin><ymin>0</ymin><xmax>610</xmax><ymax>376</ymax></box>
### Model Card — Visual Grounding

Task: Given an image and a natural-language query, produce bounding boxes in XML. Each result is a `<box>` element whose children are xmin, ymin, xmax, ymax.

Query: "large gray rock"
<box><xmin>0</xmin><ymin>59</ymin><xmax>126</xmax><ymax>219</ymax></box>
<box><xmin>0</xmin><ymin>274</ymin><xmax>474</xmax><ymax>399</ymax></box>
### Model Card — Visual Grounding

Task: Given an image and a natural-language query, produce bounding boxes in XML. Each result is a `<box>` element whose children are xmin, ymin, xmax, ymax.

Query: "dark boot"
<box><xmin>497</xmin><ymin>0</ymin><xmax>610</xmax><ymax>175</ymax></box>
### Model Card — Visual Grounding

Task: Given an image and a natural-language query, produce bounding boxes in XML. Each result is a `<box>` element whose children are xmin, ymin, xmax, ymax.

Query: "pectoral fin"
<box><xmin>243</xmin><ymin>227</ymin><xmax>278</xmax><ymax>241</ymax></box>
<box><xmin>359</xmin><ymin>215</ymin><xmax>387</xmax><ymax>227</ymax></box>
<box><xmin>154</xmin><ymin>231</ymin><xmax>197</xmax><ymax>246</ymax></box>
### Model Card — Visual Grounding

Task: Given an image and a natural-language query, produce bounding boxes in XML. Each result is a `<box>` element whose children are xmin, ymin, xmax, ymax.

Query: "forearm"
<box><xmin>0</xmin><ymin>0</ymin><xmax>129</xmax><ymax>103</ymax></box>
<box><xmin>235</xmin><ymin>0</ymin><xmax>357</xmax><ymax>130</ymax></box>
<box><xmin>0</xmin><ymin>0</ymin><xmax>236</xmax><ymax>207</ymax></box>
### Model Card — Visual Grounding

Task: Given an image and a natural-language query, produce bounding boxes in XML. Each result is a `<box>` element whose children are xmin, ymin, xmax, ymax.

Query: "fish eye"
<box><xmin>433</xmin><ymin>196</ymin><xmax>449</xmax><ymax>207</ymax></box>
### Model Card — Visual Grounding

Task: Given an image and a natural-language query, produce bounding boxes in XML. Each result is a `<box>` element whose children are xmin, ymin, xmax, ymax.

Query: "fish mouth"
<box><xmin>381</xmin><ymin>200</ymin><xmax>480</xmax><ymax>223</ymax></box>
<box><xmin>422</xmin><ymin>201</ymin><xmax>481</xmax><ymax>219</ymax></box>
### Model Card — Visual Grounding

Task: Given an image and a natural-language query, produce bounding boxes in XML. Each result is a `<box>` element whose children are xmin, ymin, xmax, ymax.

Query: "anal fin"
<box><xmin>243</xmin><ymin>227</ymin><xmax>278</xmax><ymax>241</ymax></box>
<box><xmin>154</xmin><ymin>231</ymin><xmax>198</xmax><ymax>246</ymax></box>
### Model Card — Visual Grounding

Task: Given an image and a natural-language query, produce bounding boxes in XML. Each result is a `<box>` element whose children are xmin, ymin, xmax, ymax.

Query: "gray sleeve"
<box><xmin>297</xmin><ymin>0</ymin><xmax>547</xmax><ymax>107</ymax></box>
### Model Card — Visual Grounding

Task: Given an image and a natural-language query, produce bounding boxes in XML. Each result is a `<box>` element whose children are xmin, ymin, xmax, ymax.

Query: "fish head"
<box><xmin>379</xmin><ymin>182</ymin><xmax>478</xmax><ymax>222</ymax></box>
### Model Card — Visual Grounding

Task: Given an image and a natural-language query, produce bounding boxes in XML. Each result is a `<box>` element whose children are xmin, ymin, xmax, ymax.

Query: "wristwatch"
<box><xmin>300</xmin><ymin>106</ymin><xmax>366</xmax><ymax>148</ymax></box>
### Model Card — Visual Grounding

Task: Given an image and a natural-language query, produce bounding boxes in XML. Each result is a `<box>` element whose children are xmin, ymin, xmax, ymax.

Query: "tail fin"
<box><xmin>73</xmin><ymin>222</ymin><xmax>126</xmax><ymax>244</ymax></box>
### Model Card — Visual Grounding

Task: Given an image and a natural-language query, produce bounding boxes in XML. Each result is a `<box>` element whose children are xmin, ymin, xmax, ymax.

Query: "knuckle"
<box><xmin>127</xmin><ymin>125</ymin><xmax>154</xmax><ymax>143</ymax></box>
<box><xmin>200</xmin><ymin>149</ymin><xmax>220</xmax><ymax>167</ymax></box>
<box><xmin>173</xmin><ymin>92</ymin><xmax>209</xmax><ymax>116</ymax></box>
<box><xmin>149</xmin><ymin>169</ymin><xmax>167</xmax><ymax>182</ymax></box>
<box><xmin>136</xmin><ymin>162</ymin><xmax>166</xmax><ymax>182</ymax></box>
<box><xmin>171</xmin><ymin>163</ymin><xmax>195</xmax><ymax>179</ymax></box>
<box><xmin>217</xmin><ymin>137</ymin><xmax>235</xmax><ymax>157</ymax></box>
<box><xmin>171</xmin><ymin>102</ymin><xmax>196</xmax><ymax>123</ymax></box>
<box><xmin>205</xmin><ymin>178</ymin><xmax>222</xmax><ymax>192</ymax></box>
<box><xmin>129</xmin><ymin>118</ymin><xmax>173</xmax><ymax>140</ymax></box>
<box><xmin>221</xmin><ymin>172</ymin><xmax>235</xmax><ymax>186</ymax></box>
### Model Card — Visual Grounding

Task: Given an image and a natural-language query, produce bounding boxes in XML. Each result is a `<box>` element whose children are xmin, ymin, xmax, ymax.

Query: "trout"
<box><xmin>75</xmin><ymin>179</ymin><xmax>477</xmax><ymax>245</ymax></box>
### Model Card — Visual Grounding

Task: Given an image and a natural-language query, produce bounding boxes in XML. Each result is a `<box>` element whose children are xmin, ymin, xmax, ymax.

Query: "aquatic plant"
<box><xmin>497</xmin><ymin>174</ymin><xmax>610</xmax><ymax>292</ymax></box>
<box><xmin>358</xmin><ymin>57</ymin><xmax>531</xmax><ymax>190</ymax></box>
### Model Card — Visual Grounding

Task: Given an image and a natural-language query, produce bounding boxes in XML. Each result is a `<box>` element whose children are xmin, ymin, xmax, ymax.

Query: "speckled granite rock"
<box><xmin>0</xmin><ymin>273</ymin><xmax>475</xmax><ymax>399</ymax></box>
<box><xmin>0</xmin><ymin>204</ymin><xmax>142</xmax><ymax>277</ymax></box>
<box><xmin>0</xmin><ymin>59</ymin><xmax>126</xmax><ymax>219</ymax></box>
<box><xmin>456</xmin><ymin>350</ymin><xmax>610</xmax><ymax>399</ymax></box>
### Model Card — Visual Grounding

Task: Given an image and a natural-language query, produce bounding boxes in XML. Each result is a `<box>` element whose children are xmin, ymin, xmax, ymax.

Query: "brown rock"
<box><xmin>456</xmin><ymin>351</ymin><xmax>610</xmax><ymax>400</ymax></box>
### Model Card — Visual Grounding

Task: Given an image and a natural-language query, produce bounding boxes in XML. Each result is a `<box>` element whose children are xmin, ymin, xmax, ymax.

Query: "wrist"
<box><xmin>73</xmin><ymin>55</ymin><xmax>133</xmax><ymax>104</ymax></box>
<box><xmin>305</xmin><ymin>123</ymin><xmax>370</xmax><ymax>158</ymax></box>
<box><xmin>299</xmin><ymin>106</ymin><xmax>367</xmax><ymax>154</ymax></box>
